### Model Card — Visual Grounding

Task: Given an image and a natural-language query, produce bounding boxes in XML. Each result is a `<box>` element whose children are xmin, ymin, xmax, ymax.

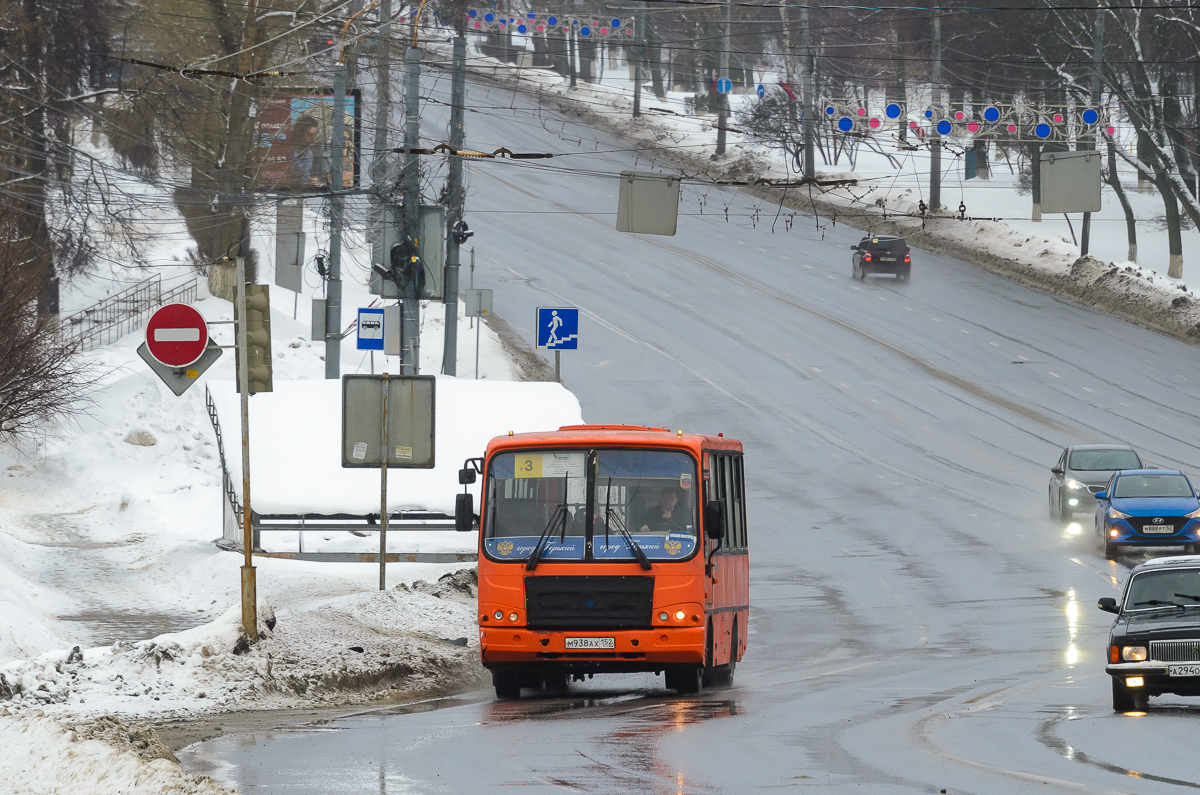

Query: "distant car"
<box><xmin>1098</xmin><ymin>555</ymin><xmax>1200</xmax><ymax>712</ymax></box>
<box><xmin>1094</xmin><ymin>470</ymin><xmax>1200</xmax><ymax>558</ymax></box>
<box><xmin>1049</xmin><ymin>444</ymin><xmax>1143</xmax><ymax>521</ymax></box>
<box><xmin>850</xmin><ymin>235</ymin><xmax>910</xmax><ymax>281</ymax></box>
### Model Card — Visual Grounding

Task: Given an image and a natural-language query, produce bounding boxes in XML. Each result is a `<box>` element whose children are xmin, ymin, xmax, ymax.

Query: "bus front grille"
<box><xmin>525</xmin><ymin>576</ymin><xmax>655</xmax><ymax>630</ymax></box>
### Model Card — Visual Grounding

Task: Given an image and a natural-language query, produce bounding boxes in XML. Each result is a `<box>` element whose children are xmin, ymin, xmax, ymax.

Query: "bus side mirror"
<box><xmin>455</xmin><ymin>493</ymin><xmax>474</xmax><ymax>532</ymax></box>
<box><xmin>1097</xmin><ymin>597</ymin><xmax>1119</xmax><ymax>614</ymax></box>
<box><xmin>704</xmin><ymin>500</ymin><xmax>726</xmax><ymax>540</ymax></box>
<box><xmin>459</xmin><ymin>467</ymin><xmax>476</xmax><ymax>485</ymax></box>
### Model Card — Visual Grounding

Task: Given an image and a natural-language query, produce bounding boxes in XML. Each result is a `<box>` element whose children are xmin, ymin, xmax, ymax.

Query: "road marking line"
<box><xmin>1048</xmin><ymin>372</ymin><xmax>1060</xmax><ymax>378</ymax></box>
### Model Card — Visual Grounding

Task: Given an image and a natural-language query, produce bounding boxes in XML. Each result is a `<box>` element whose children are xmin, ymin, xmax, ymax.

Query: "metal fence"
<box><xmin>204</xmin><ymin>385</ymin><xmax>474</xmax><ymax>563</ymax></box>
<box><xmin>60</xmin><ymin>274</ymin><xmax>199</xmax><ymax>352</ymax></box>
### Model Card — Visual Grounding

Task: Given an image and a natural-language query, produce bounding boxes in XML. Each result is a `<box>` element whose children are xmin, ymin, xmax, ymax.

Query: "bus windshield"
<box><xmin>483</xmin><ymin>448</ymin><xmax>699</xmax><ymax>562</ymax></box>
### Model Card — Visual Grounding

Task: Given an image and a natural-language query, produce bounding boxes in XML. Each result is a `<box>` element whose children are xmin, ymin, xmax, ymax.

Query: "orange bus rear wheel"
<box><xmin>493</xmin><ymin>670</ymin><xmax>522</xmax><ymax>700</ymax></box>
<box><xmin>666</xmin><ymin>665</ymin><xmax>703</xmax><ymax>694</ymax></box>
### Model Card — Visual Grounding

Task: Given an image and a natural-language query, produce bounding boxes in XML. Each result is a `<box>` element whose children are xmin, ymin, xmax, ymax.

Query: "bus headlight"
<box><xmin>674</xmin><ymin>610</ymin><xmax>686</xmax><ymax>621</ymax></box>
<box><xmin>509</xmin><ymin>612</ymin><xmax>519</xmax><ymax>622</ymax></box>
<box><xmin>1122</xmin><ymin>646</ymin><xmax>1147</xmax><ymax>661</ymax></box>
<box><xmin>494</xmin><ymin>611</ymin><xmax>503</xmax><ymax>620</ymax></box>
<box><xmin>659</xmin><ymin>612</ymin><xmax>669</xmax><ymax>622</ymax></box>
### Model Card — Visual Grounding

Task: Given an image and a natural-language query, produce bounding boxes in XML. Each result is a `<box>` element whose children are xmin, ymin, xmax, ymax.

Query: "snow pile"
<box><xmin>0</xmin><ymin>569</ymin><xmax>483</xmax><ymax>720</ymax></box>
<box><xmin>0</xmin><ymin>713</ymin><xmax>234</xmax><ymax>795</ymax></box>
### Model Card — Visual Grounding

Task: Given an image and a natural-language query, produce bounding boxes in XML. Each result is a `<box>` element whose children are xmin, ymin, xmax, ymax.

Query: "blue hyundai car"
<box><xmin>1095</xmin><ymin>470</ymin><xmax>1200</xmax><ymax>559</ymax></box>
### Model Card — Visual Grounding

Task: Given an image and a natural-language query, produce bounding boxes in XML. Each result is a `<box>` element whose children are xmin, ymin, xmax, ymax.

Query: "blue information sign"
<box><xmin>756</xmin><ymin>84</ymin><xmax>765</xmax><ymax>99</ymax></box>
<box><xmin>716</xmin><ymin>77</ymin><xmax>732</xmax><ymax>95</ymax></box>
<box><xmin>356</xmin><ymin>307</ymin><xmax>385</xmax><ymax>350</ymax></box>
<box><xmin>536</xmin><ymin>307</ymin><xmax>579</xmax><ymax>350</ymax></box>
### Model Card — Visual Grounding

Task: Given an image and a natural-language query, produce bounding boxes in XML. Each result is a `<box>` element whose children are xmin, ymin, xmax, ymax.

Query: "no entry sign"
<box><xmin>145</xmin><ymin>304</ymin><xmax>209</xmax><ymax>367</ymax></box>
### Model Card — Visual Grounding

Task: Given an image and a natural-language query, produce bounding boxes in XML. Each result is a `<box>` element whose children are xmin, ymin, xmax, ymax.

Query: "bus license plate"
<box><xmin>564</xmin><ymin>637</ymin><xmax>615</xmax><ymax>650</ymax></box>
<box><xmin>1143</xmin><ymin>525</ymin><xmax>1175</xmax><ymax>534</ymax></box>
<box><xmin>1169</xmin><ymin>664</ymin><xmax>1200</xmax><ymax>677</ymax></box>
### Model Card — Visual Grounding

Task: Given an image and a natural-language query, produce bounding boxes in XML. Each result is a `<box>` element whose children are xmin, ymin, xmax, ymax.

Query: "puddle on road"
<box><xmin>59</xmin><ymin>609</ymin><xmax>204</xmax><ymax>647</ymax></box>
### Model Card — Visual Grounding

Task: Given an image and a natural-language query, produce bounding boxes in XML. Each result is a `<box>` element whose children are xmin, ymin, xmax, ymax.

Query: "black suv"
<box><xmin>850</xmin><ymin>235</ymin><xmax>910</xmax><ymax>281</ymax></box>
<box><xmin>1098</xmin><ymin>555</ymin><xmax>1200</xmax><ymax>712</ymax></box>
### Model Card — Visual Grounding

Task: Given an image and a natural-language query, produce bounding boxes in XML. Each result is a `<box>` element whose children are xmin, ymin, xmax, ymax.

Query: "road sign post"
<box><xmin>464</xmin><ymin>288</ymin><xmax>492</xmax><ymax>379</ymax></box>
<box><xmin>536</xmin><ymin>307</ymin><xmax>579</xmax><ymax>383</ymax></box>
<box><xmin>235</xmin><ymin>257</ymin><xmax>257</xmax><ymax>643</ymax></box>
<box><xmin>342</xmin><ymin>374</ymin><xmax>436</xmax><ymax>589</ymax></box>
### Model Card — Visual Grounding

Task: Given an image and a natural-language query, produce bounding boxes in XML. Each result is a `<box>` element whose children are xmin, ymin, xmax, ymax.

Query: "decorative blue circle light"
<box><xmin>838</xmin><ymin>117</ymin><xmax>854</xmax><ymax>132</ymax></box>
<box><xmin>924</xmin><ymin>109</ymin><xmax>933</xmax><ymax>118</ymax></box>
<box><xmin>936</xmin><ymin>119</ymin><xmax>952</xmax><ymax>135</ymax></box>
<box><xmin>527</xmin><ymin>11</ymin><xmax>536</xmax><ymax>18</ymax></box>
<box><xmin>1035</xmin><ymin>123</ymin><xmax>1051</xmax><ymax>138</ymax></box>
<box><xmin>468</xmin><ymin>9</ymin><xmax>477</xmax><ymax>17</ymax></box>
<box><xmin>1082</xmin><ymin>108</ymin><xmax>1099</xmax><ymax>125</ymax></box>
<box><xmin>547</xmin><ymin>15</ymin><xmax>557</xmax><ymax>25</ymax></box>
<box><xmin>885</xmin><ymin>103</ymin><xmax>901</xmax><ymax>119</ymax></box>
<box><xmin>983</xmin><ymin>106</ymin><xmax>1000</xmax><ymax>122</ymax></box>
<box><xmin>825</xmin><ymin>106</ymin><xmax>835</xmax><ymax>115</ymax></box>
<box><xmin>517</xmin><ymin>23</ymin><xmax>527</xmax><ymax>32</ymax></box>
<box><xmin>580</xmin><ymin>25</ymin><xmax>590</xmax><ymax>35</ymax></box>
<box><xmin>484</xmin><ymin>12</ymin><xmax>494</xmax><ymax>22</ymax></box>
<box><xmin>612</xmin><ymin>18</ymin><xmax>621</xmax><ymax>26</ymax></box>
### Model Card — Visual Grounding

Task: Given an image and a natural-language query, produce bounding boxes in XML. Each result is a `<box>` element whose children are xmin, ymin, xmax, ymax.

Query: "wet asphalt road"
<box><xmin>178</xmin><ymin>64</ymin><xmax>1200</xmax><ymax>793</ymax></box>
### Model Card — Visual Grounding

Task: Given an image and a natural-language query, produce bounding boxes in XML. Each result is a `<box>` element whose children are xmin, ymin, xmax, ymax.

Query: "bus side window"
<box><xmin>731</xmin><ymin>455</ymin><xmax>745</xmax><ymax>549</ymax></box>
<box><xmin>709</xmin><ymin>453</ymin><xmax>726</xmax><ymax>540</ymax></box>
<box><xmin>719</xmin><ymin>455</ymin><xmax>735</xmax><ymax>545</ymax></box>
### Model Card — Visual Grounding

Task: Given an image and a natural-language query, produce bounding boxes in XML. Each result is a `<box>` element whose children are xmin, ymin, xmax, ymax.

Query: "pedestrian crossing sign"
<box><xmin>536</xmin><ymin>307</ymin><xmax>579</xmax><ymax>350</ymax></box>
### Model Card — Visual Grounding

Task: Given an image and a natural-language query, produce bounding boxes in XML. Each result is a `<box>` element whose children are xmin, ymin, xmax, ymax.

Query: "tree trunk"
<box><xmin>647</xmin><ymin>20</ymin><xmax>665</xmax><ymax>99</ymax></box>
<box><xmin>1106</xmin><ymin>136</ymin><xmax>1138</xmax><ymax>263</ymax></box>
<box><xmin>1031</xmin><ymin>142</ymin><xmax>1042</xmax><ymax>221</ymax></box>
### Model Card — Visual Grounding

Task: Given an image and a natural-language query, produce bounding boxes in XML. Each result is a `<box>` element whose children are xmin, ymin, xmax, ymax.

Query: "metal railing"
<box><xmin>204</xmin><ymin>385</ymin><xmax>474</xmax><ymax>563</ymax></box>
<box><xmin>61</xmin><ymin>274</ymin><xmax>199</xmax><ymax>352</ymax></box>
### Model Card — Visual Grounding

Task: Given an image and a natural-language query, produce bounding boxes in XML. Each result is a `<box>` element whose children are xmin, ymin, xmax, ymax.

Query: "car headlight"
<box><xmin>1109</xmin><ymin>507</ymin><xmax>1132</xmax><ymax>520</ymax></box>
<box><xmin>1067</xmin><ymin>479</ymin><xmax>1085</xmax><ymax>490</ymax></box>
<box><xmin>1122</xmin><ymin>646</ymin><xmax>1147</xmax><ymax>662</ymax></box>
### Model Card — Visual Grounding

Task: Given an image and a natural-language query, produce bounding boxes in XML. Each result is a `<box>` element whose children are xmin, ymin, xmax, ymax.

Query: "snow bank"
<box><xmin>207</xmin><ymin>376</ymin><xmax>583</xmax><ymax>515</ymax></box>
<box><xmin>0</xmin><ymin>714</ymin><xmax>234</xmax><ymax>795</ymax></box>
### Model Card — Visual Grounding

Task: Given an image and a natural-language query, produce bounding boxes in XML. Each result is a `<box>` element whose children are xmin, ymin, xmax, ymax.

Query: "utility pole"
<box><xmin>715</xmin><ymin>0</ymin><xmax>731</xmax><ymax>155</ymax></box>
<box><xmin>402</xmin><ymin>45</ymin><xmax>422</xmax><ymax>375</ymax></box>
<box><xmin>325</xmin><ymin>62</ymin><xmax>348</xmax><ymax>378</ymax></box>
<box><xmin>235</xmin><ymin>256</ymin><xmax>257</xmax><ymax>642</ymax></box>
<box><xmin>1080</xmin><ymin>1</ymin><xmax>1104</xmax><ymax>256</ymax></box>
<box><xmin>370</xmin><ymin>1</ymin><xmax>393</xmax><ymax>291</ymax></box>
<box><xmin>442</xmin><ymin>35</ymin><xmax>467</xmax><ymax>376</ymax></box>
<box><xmin>801</xmin><ymin>2</ymin><xmax>814</xmax><ymax>180</ymax></box>
<box><xmin>632</xmin><ymin>3</ymin><xmax>644</xmax><ymax>117</ymax></box>
<box><xmin>326</xmin><ymin>1</ymin><xmax>362</xmax><ymax>378</ymax></box>
<box><xmin>929</xmin><ymin>5</ymin><xmax>943</xmax><ymax>212</ymax></box>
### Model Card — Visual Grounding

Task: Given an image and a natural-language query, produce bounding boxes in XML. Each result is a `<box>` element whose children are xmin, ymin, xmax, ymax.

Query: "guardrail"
<box><xmin>204</xmin><ymin>385</ymin><xmax>475</xmax><ymax>563</ymax></box>
<box><xmin>61</xmin><ymin>274</ymin><xmax>199</xmax><ymax>352</ymax></box>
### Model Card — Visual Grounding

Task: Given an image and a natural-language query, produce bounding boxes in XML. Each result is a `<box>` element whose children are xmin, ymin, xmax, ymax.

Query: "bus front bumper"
<box><xmin>480</xmin><ymin>626</ymin><xmax>706</xmax><ymax>669</ymax></box>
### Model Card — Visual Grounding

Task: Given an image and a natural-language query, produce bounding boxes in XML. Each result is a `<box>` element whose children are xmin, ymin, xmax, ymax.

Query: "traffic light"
<box><xmin>235</xmin><ymin>284</ymin><xmax>273</xmax><ymax>394</ymax></box>
<box><xmin>373</xmin><ymin>236</ymin><xmax>426</xmax><ymax>297</ymax></box>
<box><xmin>451</xmin><ymin>220</ymin><xmax>473</xmax><ymax>245</ymax></box>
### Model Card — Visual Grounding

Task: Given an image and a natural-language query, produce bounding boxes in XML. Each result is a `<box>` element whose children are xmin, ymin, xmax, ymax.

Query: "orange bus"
<box><xmin>455</xmin><ymin>425</ymin><xmax>748</xmax><ymax>699</ymax></box>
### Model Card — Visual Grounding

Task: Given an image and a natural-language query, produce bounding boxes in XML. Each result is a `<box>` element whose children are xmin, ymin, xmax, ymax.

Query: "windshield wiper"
<box><xmin>605</xmin><ymin>508</ymin><xmax>652</xmax><ymax>570</ymax></box>
<box><xmin>526</xmin><ymin>475</ymin><xmax>570</xmax><ymax>572</ymax></box>
<box><xmin>1133</xmin><ymin>599</ymin><xmax>1185</xmax><ymax>609</ymax></box>
<box><xmin>1175</xmin><ymin>593</ymin><xmax>1200</xmax><ymax>603</ymax></box>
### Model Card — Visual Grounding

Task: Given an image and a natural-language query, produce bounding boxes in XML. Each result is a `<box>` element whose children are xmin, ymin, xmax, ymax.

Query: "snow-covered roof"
<box><xmin>207</xmin><ymin>377</ymin><xmax>583</xmax><ymax>516</ymax></box>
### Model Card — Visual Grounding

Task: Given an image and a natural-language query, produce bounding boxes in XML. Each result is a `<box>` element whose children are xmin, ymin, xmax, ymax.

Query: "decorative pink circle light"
<box><xmin>1007</xmin><ymin>124</ymin><xmax>1017</xmax><ymax>133</ymax></box>
<box><xmin>473</xmin><ymin>21</ymin><xmax>480</xmax><ymax>28</ymax></box>
<box><xmin>537</xmin><ymin>24</ymin><xmax>544</xmax><ymax>31</ymax></box>
<box><xmin>967</xmin><ymin>121</ymin><xmax>979</xmax><ymax>133</ymax></box>
<box><xmin>600</xmin><ymin>26</ymin><xmax>607</xmax><ymax>33</ymax></box>
<box><xmin>1106</xmin><ymin>126</ymin><xmax>1115</xmax><ymax>135</ymax></box>
<box><xmin>1053</xmin><ymin>113</ymin><xmax>1063</xmax><ymax>123</ymax></box>
<box><xmin>625</xmin><ymin>28</ymin><xmax>633</xmax><ymax>34</ymax></box>
<box><xmin>954</xmin><ymin>110</ymin><xmax>964</xmax><ymax>120</ymax></box>
<box><xmin>868</xmin><ymin>118</ymin><xmax>881</xmax><ymax>129</ymax></box>
<box><xmin>856</xmin><ymin>107</ymin><xmax>866</xmax><ymax>116</ymax></box>
<box><xmin>910</xmin><ymin>121</ymin><xmax>919</xmax><ymax>128</ymax></box>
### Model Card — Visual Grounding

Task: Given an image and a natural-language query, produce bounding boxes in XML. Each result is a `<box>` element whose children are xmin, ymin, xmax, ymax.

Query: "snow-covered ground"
<box><xmin>0</xmin><ymin>128</ymin><xmax>582</xmax><ymax>792</ymax></box>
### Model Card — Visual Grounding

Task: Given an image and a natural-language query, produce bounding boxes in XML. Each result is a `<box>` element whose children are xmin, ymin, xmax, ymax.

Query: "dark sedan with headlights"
<box><xmin>1094</xmin><ymin>470</ymin><xmax>1200</xmax><ymax>559</ymax></box>
<box><xmin>1099</xmin><ymin>556</ymin><xmax>1200</xmax><ymax>711</ymax></box>
<box><xmin>1048</xmin><ymin>444</ymin><xmax>1142</xmax><ymax>521</ymax></box>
